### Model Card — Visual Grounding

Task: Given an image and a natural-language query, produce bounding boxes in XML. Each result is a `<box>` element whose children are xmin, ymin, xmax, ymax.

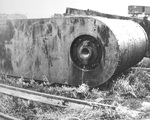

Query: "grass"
<box><xmin>1</xmin><ymin>57</ymin><xmax>150</xmax><ymax>119</ymax></box>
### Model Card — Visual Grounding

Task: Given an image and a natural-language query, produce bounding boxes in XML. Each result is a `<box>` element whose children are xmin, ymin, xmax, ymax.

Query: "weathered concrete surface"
<box><xmin>0</xmin><ymin>14</ymin><xmax>148</xmax><ymax>87</ymax></box>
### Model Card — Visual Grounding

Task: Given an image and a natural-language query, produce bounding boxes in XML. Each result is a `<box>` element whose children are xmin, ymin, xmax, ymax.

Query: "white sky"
<box><xmin>0</xmin><ymin>0</ymin><xmax>150</xmax><ymax>18</ymax></box>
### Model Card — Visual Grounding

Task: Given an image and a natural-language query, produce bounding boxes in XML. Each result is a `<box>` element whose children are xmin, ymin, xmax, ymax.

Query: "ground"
<box><xmin>1</xmin><ymin>58</ymin><xmax>150</xmax><ymax>120</ymax></box>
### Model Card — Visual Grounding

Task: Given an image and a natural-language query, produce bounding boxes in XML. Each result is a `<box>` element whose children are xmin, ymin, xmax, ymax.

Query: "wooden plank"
<box><xmin>0</xmin><ymin>112</ymin><xmax>21</xmax><ymax>120</ymax></box>
<box><xmin>131</xmin><ymin>67</ymin><xmax>150</xmax><ymax>70</ymax></box>
<box><xmin>0</xmin><ymin>84</ymin><xmax>66</xmax><ymax>108</ymax></box>
<box><xmin>0</xmin><ymin>83</ymin><xmax>115</xmax><ymax>108</ymax></box>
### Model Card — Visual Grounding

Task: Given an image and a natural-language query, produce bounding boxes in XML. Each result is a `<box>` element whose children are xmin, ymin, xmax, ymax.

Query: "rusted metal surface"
<box><xmin>128</xmin><ymin>6</ymin><xmax>144</xmax><ymax>15</ymax></box>
<box><xmin>65</xmin><ymin>7</ymin><xmax>133</xmax><ymax>20</ymax></box>
<box><xmin>128</xmin><ymin>6</ymin><xmax>150</xmax><ymax>15</ymax></box>
<box><xmin>0</xmin><ymin>16</ymin><xmax>119</xmax><ymax>86</ymax></box>
<box><xmin>95</xmin><ymin>17</ymin><xmax>148</xmax><ymax>74</ymax></box>
<box><xmin>65</xmin><ymin>8</ymin><xmax>150</xmax><ymax>57</ymax></box>
<box><xmin>0</xmin><ymin>8</ymin><xmax>150</xmax><ymax>87</ymax></box>
<box><xmin>145</xmin><ymin>7</ymin><xmax>150</xmax><ymax>15</ymax></box>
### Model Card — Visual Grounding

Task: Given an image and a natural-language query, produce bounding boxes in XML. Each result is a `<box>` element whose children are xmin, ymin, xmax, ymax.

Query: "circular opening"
<box><xmin>80</xmin><ymin>47</ymin><xmax>91</xmax><ymax>60</ymax></box>
<box><xmin>70</xmin><ymin>35</ymin><xmax>103</xmax><ymax>70</ymax></box>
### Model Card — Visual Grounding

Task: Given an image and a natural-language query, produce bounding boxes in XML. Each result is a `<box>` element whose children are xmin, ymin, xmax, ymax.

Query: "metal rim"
<box><xmin>70</xmin><ymin>35</ymin><xmax>102</xmax><ymax>70</ymax></box>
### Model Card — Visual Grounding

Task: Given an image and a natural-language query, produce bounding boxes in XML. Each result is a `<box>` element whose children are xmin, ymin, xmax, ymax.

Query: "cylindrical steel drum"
<box><xmin>0</xmin><ymin>17</ymin><xmax>148</xmax><ymax>87</ymax></box>
<box><xmin>97</xmin><ymin>17</ymin><xmax>148</xmax><ymax>73</ymax></box>
<box><xmin>70</xmin><ymin>17</ymin><xmax>148</xmax><ymax>86</ymax></box>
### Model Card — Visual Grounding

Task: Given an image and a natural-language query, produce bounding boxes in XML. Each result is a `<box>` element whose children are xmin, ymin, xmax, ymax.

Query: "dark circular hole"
<box><xmin>81</xmin><ymin>48</ymin><xmax>90</xmax><ymax>57</ymax></box>
<box><xmin>79</xmin><ymin>47</ymin><xmax>91</xmax><ymax>62</ymax></box>
<box><xmin>70</xmin><ymin>35</ymin><xmax>102</xmax><ymax>70</ymax></box>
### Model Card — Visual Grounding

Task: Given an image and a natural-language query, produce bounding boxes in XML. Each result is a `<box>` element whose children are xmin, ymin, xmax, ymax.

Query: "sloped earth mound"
<box><xmin>0</xmin><ymin>14</ymin><xmax>27</xmax><ymax>20</ymax></box>
<box><xmin>1</xmin><ymin>58</ymin><xmax>150</xmax><ymax>120</ymax></box>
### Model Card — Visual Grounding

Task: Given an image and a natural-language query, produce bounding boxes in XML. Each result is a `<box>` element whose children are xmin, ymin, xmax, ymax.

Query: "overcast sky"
<box><xmin>0</xmin><ymin>0</ymin><xmax>150</xmax><ymax>18</ymax></box>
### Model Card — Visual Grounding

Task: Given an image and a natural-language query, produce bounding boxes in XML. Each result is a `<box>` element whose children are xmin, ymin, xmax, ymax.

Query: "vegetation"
<box><xmin>1</xmin><ymin>58</ymin><xmax>150</xmax><ymax>120</ymax></box>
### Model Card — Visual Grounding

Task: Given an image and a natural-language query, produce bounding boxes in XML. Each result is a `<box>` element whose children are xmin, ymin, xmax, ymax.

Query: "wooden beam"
<box><xmin>0</xmin><ymin>83</ymin><xmax>115</xmax><ymax>108</ymax></box>
<box><xmin>0</xmin><ymin>84</ymin><xmax>66</xmax><ymax>108</ymax></box>
<box><xmin>0</xmin><ymin>112</ymin><xmax>21</xmax><ymax>120</ymax></box>
<box><xmin>131</xmin><ymin>67</ymin><xmax>150</xmax><ymax>70</ymax></box>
